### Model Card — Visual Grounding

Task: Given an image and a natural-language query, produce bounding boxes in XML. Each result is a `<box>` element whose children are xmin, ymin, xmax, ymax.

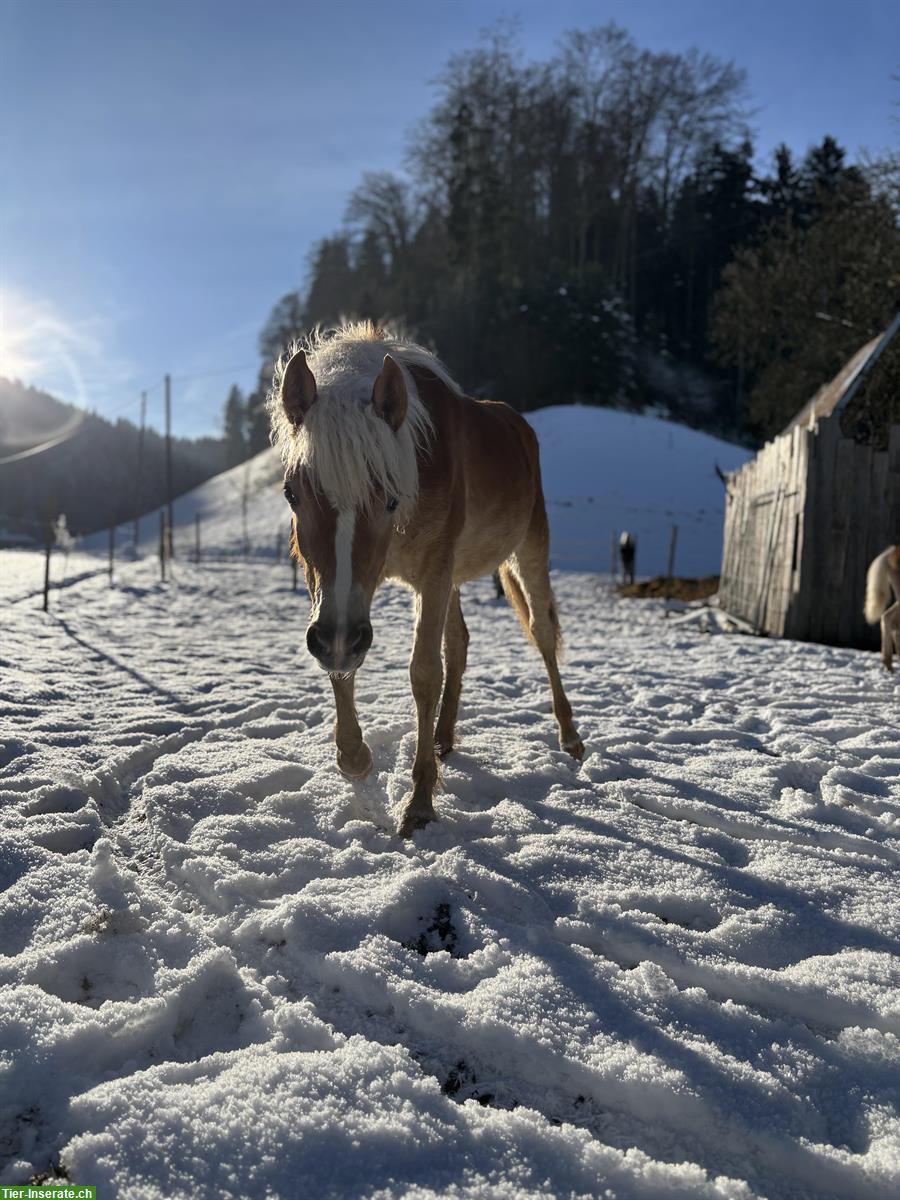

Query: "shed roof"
<box><xmin>781</xmin><ymin>335</ymin><xmax>881</xmax><ymax>435</ymax></box>
<box><xmin>781</xmin><ymin>313</ymin><xmax>900</xmax><ymax>437</ymax></box>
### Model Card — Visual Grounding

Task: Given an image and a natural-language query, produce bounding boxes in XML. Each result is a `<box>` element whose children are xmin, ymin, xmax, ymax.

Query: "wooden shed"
<box><xmin>718</xmin><ymin>315</ymin><xmax>900</xmax><ymax>648</ymax></box>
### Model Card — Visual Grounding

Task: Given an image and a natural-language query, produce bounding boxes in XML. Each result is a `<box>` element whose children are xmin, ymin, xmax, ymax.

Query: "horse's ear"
<box><xmin>371</xmin><ymin>354</ymin><xmax>407</xmax><ymax>431</ymax></box>
<box><xmin>281</xmin><ymin>349</ymin><xmax>317</xmax><ymax>427</ymax></box>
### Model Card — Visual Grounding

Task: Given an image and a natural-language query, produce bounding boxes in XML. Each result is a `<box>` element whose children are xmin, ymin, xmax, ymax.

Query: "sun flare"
<box><xmin>0</xmin><ymin>290</ymin><xmax>41</xmax><ymax>382</ymax></box>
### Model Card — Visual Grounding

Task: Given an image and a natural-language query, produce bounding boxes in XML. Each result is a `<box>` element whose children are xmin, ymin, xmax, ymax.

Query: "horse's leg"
<box><xmin>882</xmin><ymin>601</ymin><xmax>900</xmax><ymax>672</ymax></box>
<box><xmin>330</xmin><ymin>674</ymin><xmax>373</xmax><ymax>779</ymax></box>
<box><xmin>434</xmin><ymin>587</ymin><xmax>469</xmax><ymax>759</ymax></box>
<box><xmin>501</xmin><ymin>512</ymin><xmax>584</xmax><ymax>761</ymax></box>
<box><xmin>885</xmin><ymin>564</ymin><xmax>900</xmax><ymax>671</ymax></box>
<box><xmin>397</xmin><ymin>575</ymin><xmax>452</xmax><ymax>837</ymax></box>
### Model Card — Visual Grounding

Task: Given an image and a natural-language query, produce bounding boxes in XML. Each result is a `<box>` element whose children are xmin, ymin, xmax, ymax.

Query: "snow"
<box><xmin>526</xmin><ymin>407</ymin><xmax>750</xmax><ymax>575</ymax></box>
<box><xmin>2</xmin><ymin>539</ymin><xmax>898</xmax><ymax>1197</ymax></box>
<box><xmin>2</xmin><ymin>406</ymin><xmax>896</xmax><ymax>1197</ymax></box>
<box><xmin>0</xmin><ymin>549</ymin><xmax>112</xmax><ymax>606</ymax></box>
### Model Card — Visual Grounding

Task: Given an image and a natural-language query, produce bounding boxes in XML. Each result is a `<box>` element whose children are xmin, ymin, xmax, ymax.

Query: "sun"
<box><xmin>0</xmin><ymin>286</ymin><xmax>101</xmax><ymax>413</ymax></box>
<box><xmin>0</xmin><ymin>287</ymin><xmax>43</xmax><ymax>381</ymax></box>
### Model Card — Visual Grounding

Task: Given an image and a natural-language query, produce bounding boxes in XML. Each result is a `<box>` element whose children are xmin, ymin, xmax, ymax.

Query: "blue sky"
<box><xmin>1</xmin><ymin>0</ymin><xmax>897</xmax><ymax>438</ymax></box>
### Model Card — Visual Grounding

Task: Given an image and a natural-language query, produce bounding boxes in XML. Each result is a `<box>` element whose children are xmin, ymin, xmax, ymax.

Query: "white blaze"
<box><xmin>333</xmin><ymin>508</ymin><xmax>356</xmax><ymax>641</ymax></box>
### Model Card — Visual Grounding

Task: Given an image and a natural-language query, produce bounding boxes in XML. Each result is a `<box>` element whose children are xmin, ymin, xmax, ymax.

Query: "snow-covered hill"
<box><xmin>101</xmin><ymin>405</ymin><xmax>751</xmax><ymax>578</ymax></box>
<box><xmin>529</xmin><ymin>407</ymin><xmax>749</xmax><ymax>575</ymax></box>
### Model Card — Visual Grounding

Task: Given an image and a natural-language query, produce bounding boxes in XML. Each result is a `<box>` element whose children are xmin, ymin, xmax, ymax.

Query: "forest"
<box><xmin>226</xmin><ymin>23</ymin><xmax>899</xmax><ymax>457</ymax></box>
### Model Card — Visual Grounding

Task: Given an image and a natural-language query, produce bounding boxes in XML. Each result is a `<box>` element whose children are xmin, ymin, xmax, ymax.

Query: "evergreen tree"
<box><xmin>710</xmin><ymin>157</ymin><xmax>900</xmax><ymax>438</ymax></box>
<box><xmin>259</xmin><ymin>292</ymin><xmax>305</xmax><ymax>368</ymax></box>
<box><xmin>764</xmin><ymin>144</ymin><xmax>802</xmax><ymax>225</ymax></box>
<box><xmin>223</xmin><ymin>385</ymin><xmax>247</xmax><ymax>468</ymax></box>
<box><xmin>304</xmin><ymin>239</ymin><xmax>355</xmax><ymax>328</ymax></box>
<box><xmin>245</xmin><ymin>385</ymin><xmax>272</xmax><ymax>456</ymax></box>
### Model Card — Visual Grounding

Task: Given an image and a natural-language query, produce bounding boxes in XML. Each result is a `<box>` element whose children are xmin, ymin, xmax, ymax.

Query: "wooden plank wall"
<box><xmin>719</xmin><ymin>424</ymin><xmax>809</xmax><ymax>636</ymax></box>
<box><xmin>797</xmin><ymin>417</ymin><xmax>899</xmax><ymax>648</ymax></box>
<box><xmin>720</xmin><ymin>418</ymin><xmax>900</xmax><ymax>648</ymax></box>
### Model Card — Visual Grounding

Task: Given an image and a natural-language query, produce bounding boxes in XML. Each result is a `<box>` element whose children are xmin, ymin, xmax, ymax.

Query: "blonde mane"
<box><xmin>267</xmin><ymin>321</ymin><xmax>460</xmax><ymax>516</ymax></box>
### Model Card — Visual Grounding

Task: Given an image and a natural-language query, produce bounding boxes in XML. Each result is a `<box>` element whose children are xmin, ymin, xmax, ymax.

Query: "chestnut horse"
<box><xmin>865</xmin><ymin>545</ymin><xmax>900</xmax><ymax>671</ymax></box>
<box><xmin>268</xmin><ymin>323</ymin><xmax>583</xmax><ymax>837</ymax></box>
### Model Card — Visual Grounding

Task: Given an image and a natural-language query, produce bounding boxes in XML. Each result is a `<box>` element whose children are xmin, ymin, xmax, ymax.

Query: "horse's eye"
<box><xmin>283</xmin><ymin>484</ymin><xmax>297</xmax><ymax>507</ymax></box>
<box><xmin>386</xmin><ymin>497</ymin><xmax>398</xmax><ymax>514</ymax></box>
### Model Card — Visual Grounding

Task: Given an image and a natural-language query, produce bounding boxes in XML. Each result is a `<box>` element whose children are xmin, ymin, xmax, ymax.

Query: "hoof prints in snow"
<box><xmin>406</xmin><ymin>902</ymin><xmax>460</xmax><ymax>957</ymax></box>
<box><xmin>1</xmin><ymin>559</ymin><xmax>898</xmax><ymax>1200</ymax></box>
<box><xmin>442</xmin><ymin>1059</ymin><xmax>495</xmax><ymax>1107</ymax></box>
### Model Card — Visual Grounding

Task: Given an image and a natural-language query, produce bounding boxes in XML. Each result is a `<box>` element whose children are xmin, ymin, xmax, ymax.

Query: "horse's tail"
<box><xmin>864</xmin><ymin>549</ymin><xmax>892</xmax><ymax>624</ymax></box>
<box><xmin>500</xmin><ymin>565</ymin><xmax>534</xmax><ymax>647</ymax></box>
<box><xmin>499</xmin><ymin>564</ymin><xmax>564</xmax><ymax>657</ymax></box>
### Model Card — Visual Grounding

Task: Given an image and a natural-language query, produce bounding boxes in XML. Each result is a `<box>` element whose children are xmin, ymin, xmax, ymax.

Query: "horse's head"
<box><xmin>278</xmin><ymin>347</ymin><xmax>410</xmax><ymax>675</ymax></box>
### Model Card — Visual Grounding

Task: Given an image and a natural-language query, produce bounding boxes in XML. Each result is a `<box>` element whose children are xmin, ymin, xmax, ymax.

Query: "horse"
<box><xmin>267</xmin><ymin>322</ymin><xmax>583</xmax><ymax>837</ymax></box>
<box><xmin>619</xmin><ymin>532</ymin><xmax>636</xmax><ymax>586</ymax></box>
<box><xmin>864</xmin><ymin>545</ymin><xmax>900</xmax><ymax>671</ymax></box>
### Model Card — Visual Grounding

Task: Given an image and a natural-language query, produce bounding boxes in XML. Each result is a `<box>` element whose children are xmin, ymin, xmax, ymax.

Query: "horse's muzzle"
<box><xmin>307</xmin><ymin>619</ymin><xmax>373</xmax><ymax>673</ymax></box>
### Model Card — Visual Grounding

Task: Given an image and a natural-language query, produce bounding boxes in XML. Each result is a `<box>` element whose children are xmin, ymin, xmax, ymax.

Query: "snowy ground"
<box><xmin>1</xmin><ymin>549</ymin><xmax>113</xmax><ymax>606</ymax></box>
<box><xmin>2</xmin><ymin>553</ymin><xmax>898</xmax><ymax>1199</ymax></box>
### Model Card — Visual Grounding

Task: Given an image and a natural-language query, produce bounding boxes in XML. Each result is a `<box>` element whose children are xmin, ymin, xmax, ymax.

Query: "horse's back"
<box><xmin>411</xmin><ymin>371</ymin><xmax>542</xmax><ymax>582</ymax></box>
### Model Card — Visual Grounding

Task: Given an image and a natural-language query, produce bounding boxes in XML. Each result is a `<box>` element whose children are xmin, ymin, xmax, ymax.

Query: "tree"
<box><xmin>223</xmin><ymin>385</ymin><xmax>247</xmax><ymax>469</ymax></box>
<box><xmin>345</xmin><ymin>172</ymin><xmax>415</xmax><ymax>275</ymax></box>
<box><xmin>259</xmin><ymin>292</ymin><xmax>305</xmax><ymax>368</ymax></box>
<box><xmin>304</xmin><ymin>239</ymin><xmax>355</xmax><ymax>328</ymax></box>
<box><xmin>710</xmin><ymin>167</ymin><xmax>900</xmax><ymax>438</ymax></box>
<box><xmin>245</xmin><ymin>382</ymin><xmax>272</xmax><ymax>456</ymax></box>
<box><xmin>762</xmin><ymin>144</ymin><xmax>802</xmax><ymax>226</ymax></box>
<box><xmin>271</xmin><ymin>21</ymin><xmax>885</xmax><ymax>444</ymax></box>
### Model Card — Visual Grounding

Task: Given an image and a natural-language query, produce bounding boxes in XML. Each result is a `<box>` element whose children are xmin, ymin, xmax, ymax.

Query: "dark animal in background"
<box><xmin>619</xmin><ymin>532</ymin><xmax>636</xmax><ymax>586</ymax></box>
<box><xmin>865</xmin><ymin>545</ymin><xmax>900</xmax><ymax>671</ymax></box>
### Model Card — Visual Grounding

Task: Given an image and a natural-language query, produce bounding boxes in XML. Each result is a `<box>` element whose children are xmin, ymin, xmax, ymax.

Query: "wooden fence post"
<box><xmin>108</xmin><ymin>525</ymin><xmax>115</xmax><ymax>585</ymax></box>
<box><xmin>164</xmin><ymin>373</ymin><xmax>174</xmax><ymax>558</ymax></box>
<box><xmin>42</xmin><ymin>514</ymin><xmax>53</xmax><ymax>612</ymax></box>
<box><xmin>159</xmin><ymin>512</ymin><xmax>167</xmax><ymax>582</ymax></box>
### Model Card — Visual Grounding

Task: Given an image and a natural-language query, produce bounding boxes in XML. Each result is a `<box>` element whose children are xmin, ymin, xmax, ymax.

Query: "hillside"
<box><xmin>0</xmin><ymin>378</ymin><xmax>225</xmax><ymax>542</ymax></box>
<box><xmin>113</xmin><ymin>405</ymin><xmax>751</xmax><ymax>578</ymax></box>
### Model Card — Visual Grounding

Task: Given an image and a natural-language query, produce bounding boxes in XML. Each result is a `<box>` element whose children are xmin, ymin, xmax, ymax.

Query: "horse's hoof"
<box><xmin>563</xmin><ymin>736</ymin><xmax>585</xmax><ymax>761</ymax></box>
<box><xmin>435</xmin><ymin>739</ymin><xmax>454</xmax><ymax>760</ymax></box>
<box><xmin>397</xmin><ymin>805</ymin><xmax>436</xmax><ymax>838</ymax></box>
<box><xmin>337</xmin><ymin>742</ymin><xmax>373</xmax><ymax>780</ymax></box>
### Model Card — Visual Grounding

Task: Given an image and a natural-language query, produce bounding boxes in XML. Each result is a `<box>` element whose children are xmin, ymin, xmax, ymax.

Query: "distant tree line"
<box><xmin>222</xmin><ymin>382</ymin><xmax>272</xmax><ymax>468</ymax></box>
<box><xmin>224</xmin><ymin>22</ymin><xmax>898</xmax><ymax>448</ymax></box>
<box><xmin>0</xmin><ymin>378</ymin><xmax>225</xmax><ymax>541</ymax></box>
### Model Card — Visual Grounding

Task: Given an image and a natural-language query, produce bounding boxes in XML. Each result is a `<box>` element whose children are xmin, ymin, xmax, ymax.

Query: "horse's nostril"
<box><xmin>349</xmin><ymin>621</ymin><xmax>373</xmax><ymax>656</ymax></box>
<box><xmin>306</xmin><ymin>623</ymin><xmax>329</xmax><ymax>659</ymax></box>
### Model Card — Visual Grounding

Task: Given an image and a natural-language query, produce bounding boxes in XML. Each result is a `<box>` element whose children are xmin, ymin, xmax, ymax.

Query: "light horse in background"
<box><xmin>268</xmin><ymin>323</ymin><xmax>583</xmax><ymax>837</ymax></box>
<box><xmin>864</xmin><ymin>545</ymin><xmax>900</xmax><ymax>671</ymax></box>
